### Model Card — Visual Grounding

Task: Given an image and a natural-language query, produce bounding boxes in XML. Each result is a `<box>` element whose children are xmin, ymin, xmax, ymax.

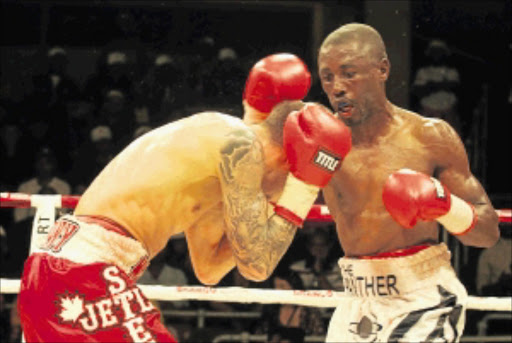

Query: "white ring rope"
<box><xmin>1</xmin><ymin>278</ymin><xmax>510</xmax><ymax>312</ymax></box>
<box><xmin>1</xmin><ymin>192</ymin><xmax>511</xmax><ymax>313</ymax></box>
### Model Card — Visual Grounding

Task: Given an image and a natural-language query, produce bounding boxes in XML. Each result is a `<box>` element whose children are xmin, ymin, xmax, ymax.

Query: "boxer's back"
<box><xmin>75</xmin><ymin>112</ymin><xmax>247</xmax><ymax>257</ymax></box>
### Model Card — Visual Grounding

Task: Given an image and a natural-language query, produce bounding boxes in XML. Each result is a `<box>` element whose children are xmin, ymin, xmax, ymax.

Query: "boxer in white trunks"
<box><xmin>317</xmin><ymin>23</ymin><xmax>500</xmax><ymax>342</ymax></box>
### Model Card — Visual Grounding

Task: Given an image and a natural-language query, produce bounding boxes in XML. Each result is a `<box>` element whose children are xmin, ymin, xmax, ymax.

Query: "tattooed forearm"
<box><xmin>219</xmin><ymin>129</ymin><xmax>296</xmax><ymax>280</ymax></box>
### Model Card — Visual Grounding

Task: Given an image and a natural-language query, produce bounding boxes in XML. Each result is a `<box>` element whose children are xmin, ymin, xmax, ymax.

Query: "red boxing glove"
<box><xmin>383</xmin><ymin>169</ymin><xmax>476</xmax><ymax>234</ymax></box>
<box><xmin>284</xmin><ymin>103</ymin><xmax>352</xmax><ymax>187</ymax></box>
<box><xmin>274</xmin><ymin>104</ymin><xmax>351</xmax><ymax>227</ymax></box>
<box><xmin>243</xmin><ymin>53</ymin><xmax>311</xmax><ymax>113</ymax></box>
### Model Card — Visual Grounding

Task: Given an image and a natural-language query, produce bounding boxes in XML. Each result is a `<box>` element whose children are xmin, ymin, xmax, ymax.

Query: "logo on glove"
<box><xmin>313</xmin><ymin>149</ymin><xmax>340</xmax><ymax>172</ymax></box>
<box><xmin>430</xmin><ymin>177</ymin><xmax>447</xmax><ymax>199</ymax></box>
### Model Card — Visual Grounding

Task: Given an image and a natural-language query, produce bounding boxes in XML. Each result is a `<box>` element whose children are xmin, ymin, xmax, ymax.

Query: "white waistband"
<box><xmin>337</xmin><ymin>243</ymin><xmax>453</xmax><ymax>297</ymax></box>
<box><xmin>38</xmin><ymin>215</ymin><xmax>149</xmax><ymax>279</ymax></box>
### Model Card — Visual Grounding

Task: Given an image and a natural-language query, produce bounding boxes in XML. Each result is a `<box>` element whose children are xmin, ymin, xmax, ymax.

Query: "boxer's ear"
<box><xmin>378</xmin><ymin>58</ymin><xmax>390</xmax><ymax>81</ymax></box>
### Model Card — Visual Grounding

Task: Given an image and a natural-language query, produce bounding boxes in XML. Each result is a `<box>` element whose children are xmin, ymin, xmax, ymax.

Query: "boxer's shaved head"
<box><xmin>319</xmin><ymin>23</ymin><xmax>388</xmax><ymax>62</ymax></box>
<box><xmin>318</xmin><ymin>23</ymin><xmax>391</xmax><ymax>127</ymax></box>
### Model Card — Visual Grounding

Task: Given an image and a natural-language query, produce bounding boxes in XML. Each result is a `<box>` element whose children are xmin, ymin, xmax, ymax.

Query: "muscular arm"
<box><xmin>429</xmin><ymin>119</ymin><xmax>499</xmax><ymax>247</ymax></box>
<box><xmin>219</xmin><ymin>128</ymin><xmax>297</xmax><ymax>281</ymax></box>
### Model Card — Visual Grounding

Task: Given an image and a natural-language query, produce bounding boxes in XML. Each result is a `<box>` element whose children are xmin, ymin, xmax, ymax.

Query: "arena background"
<box><xmin>0</xmin><ymin>0</ymin><xmax>511</xmax><ymax>342</ymax></box>
<box><xmin>1</xmin><ymin>0</ymin><xmax>510</xmax><ymax>195</ymax></box>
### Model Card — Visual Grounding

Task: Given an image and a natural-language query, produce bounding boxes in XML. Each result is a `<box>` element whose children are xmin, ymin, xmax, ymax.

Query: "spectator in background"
<box><xmin>217</xmin><ymin>47</ymin><xmax>245</xmax><ymax>98</ymax></box>
<box><xmin>0</xmin><ymin>226</ymin><xmax>7</xmax><ymax>272</ymax></box>
<box><xmin>105</xmin><ymin>10</ymin><xmax>148</xmax><ymax>81</ymax></box>
<box><xmin>138</xmin><ymin>238</ymin><xmax>190</xmax><ymax>309</ymax></box>
<box><xmin>0</xmin><ymin>293</ymin><xmax>21</xmax><ymax>343</ymax></box>
<box><xmin>15</xmin><ymin>101</ymin><xmax>72</xmax><ymax>176</ymax></box>
<box><xmin>206</xmin><ymin>268</ymin><xmax>263</xmax><ymax>333</ymax></box>
<box><xmin>0</xmin><ymin>117</ymin><xmax>26</xmax><ymax>189</ymax></box>
<box><xmin>268</xmin><ymin>327</ymin><xmax>306</xmax><ymax>343</ymax></box>
<box><xmin>134</xmin><ymin>53</ymin><xmax>189</xmax><ymax>125</ymax></box>
<box><xmin>66</xmin><ymin>96</ymin><xmax>96</xmax><ymax>158</ymax></box>
<box><xmin>186</xmin><ymin>36</ymin><xmax>217</xmax><ymax>101</ymax></box>
<box><xmin>0</xmin><ymin>292</ymin><xmax>8</xmax><ymax>343</ymax></box>
<box><xmin>256</xmin><ymin>269</ymin><xmax>325</xmax><ymax>341</ymax></box>
<box><xmin>31</xmin><ymin>47</ymin><xmax>80</xmax><ymax>111</ymax></box>
<box><xmin>13</xmin><ymin>147</ymin><xmax>71</xmax><ymax>223</ymax></box>
<box><xmin>133</xmin><ymin>125</ymin><xmax>152</xmax><ymax>140</ymax></box>
<box><xmin>69</xmin><ymin>125</ymin><xmax>115</xmax><ymax>194</ymax></box>
<box><xmin>412</xmin><ymin>39</ymin><xmax>462</xmax><ymax>135</ymax></box>
<box><xmin>205</xmin><ymin>47</ymin><xmax>246</xmax><ymax>117</ymax></box>
<box><xmin>96</xmin><ymin>88</ymin><xmax>135</xmax><ymax>150</ymax></box>
<box><xmin>166</xmin><ymin>233</ymin><xmax>198</xmax><ymax>286</ymax></box>
<box><xmin>83</xmin><ymin>50</ymin><xmax>135</xmax><ymax>109</ymax></box>
<box><xmin>3</xmin><ymin>216</ymin><xmax>32</xmax><ymax>279</ymax></box>
<box><xmin>28</xmin><ymin>47</ymin><xmax>81</xmax><ymax>167</ymax></box>
<box><xmin>289</xmin><ymin>227</ymin><xmax>343</xmax><ymax>291</ymax></box>
<box><xmin>471</xmin><ymin>223</ymin><xmax>512</xmax><ymax>336</ymax></box>
<box><xmin>8</xmin><ymin>297</ymin><xmax>21</xmax><ymax>343</ymax></box>
<box><xmin>476</xmin><ymin>223</ymin><xmax>512</xmax><ymax>296</ymax></box>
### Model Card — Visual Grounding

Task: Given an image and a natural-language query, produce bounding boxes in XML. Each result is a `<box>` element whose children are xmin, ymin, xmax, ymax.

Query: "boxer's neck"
<box><xmin>351</xmin><ymin>100</ymin><xmax>394</xmax><ymax>146</ymax></box>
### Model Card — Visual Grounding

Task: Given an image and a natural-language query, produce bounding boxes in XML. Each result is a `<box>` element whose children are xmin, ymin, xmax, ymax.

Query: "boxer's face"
<box><xmin>318</xmin><ymin>42</ymin><xmax>388</xmax><ymax>127</ymax></box>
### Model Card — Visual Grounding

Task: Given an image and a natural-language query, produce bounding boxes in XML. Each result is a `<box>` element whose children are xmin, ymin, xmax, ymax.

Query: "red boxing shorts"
<box><xmin>18</xmin><ymin>215</ymin><xmax>177</xmax><ymax>343</ymax></box>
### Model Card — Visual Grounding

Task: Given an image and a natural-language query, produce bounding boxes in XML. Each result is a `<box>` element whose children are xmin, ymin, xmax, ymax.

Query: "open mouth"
<box><xmin>336</xmin><ymin>102</ymin><xmax>353</xmax><ymax>118</ymax></box>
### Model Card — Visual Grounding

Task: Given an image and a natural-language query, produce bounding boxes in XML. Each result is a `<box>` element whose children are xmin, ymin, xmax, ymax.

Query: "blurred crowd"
<box><xmin>0</xmin><ymin>38</ymin><xmax>249</xmax><ymax>193</ymax></box>
<box><xmin>0</xmin><ymin>10</ymin><xmax>510</xmax><ymax>343</ymax></box>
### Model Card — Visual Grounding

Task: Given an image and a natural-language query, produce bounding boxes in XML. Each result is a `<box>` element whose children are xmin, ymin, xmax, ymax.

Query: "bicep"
<box><xmin>432</xmin><ymin>120</ymin><xmax>499</xmax><ymax>243</ymax></box>
<box><xmin>431</xmin><ymin>120</ymin><xmax>487</xmax><ymax>204</ymax></box>
<box><xmin>219</xmin><ymin>129</ymin><xmax>269</xmax><ymax>227</ymax></box>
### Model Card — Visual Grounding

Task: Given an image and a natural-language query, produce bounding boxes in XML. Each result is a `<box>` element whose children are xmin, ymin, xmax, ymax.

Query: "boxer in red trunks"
<box><xmin>18</xmin><ymin>53</ymin><xmax>352</xmax><ymax>342</ymax></box>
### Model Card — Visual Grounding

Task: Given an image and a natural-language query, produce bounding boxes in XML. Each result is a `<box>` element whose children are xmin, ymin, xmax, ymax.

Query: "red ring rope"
<box><xmin>1</xmin><ymin>192</ymin><xmax>510</xmax><ymax>223</ymax></box>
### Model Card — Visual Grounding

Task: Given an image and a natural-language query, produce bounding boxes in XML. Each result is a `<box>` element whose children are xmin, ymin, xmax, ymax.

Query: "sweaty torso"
<box><xmin>323</xmin><ymin>106</ymin><xmax>442</xmax><ymax>256</ymax></box>
<box><xmin>75</xmin><ymin>112</ymin><xmax>249</xmax><ymax>258</ymax></box>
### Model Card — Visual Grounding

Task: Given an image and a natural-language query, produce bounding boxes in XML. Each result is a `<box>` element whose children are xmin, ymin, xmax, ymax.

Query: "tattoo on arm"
<box><xmin>219</xmin><ymin>129</ymin><xmax>296</xmax><ymax>279</ymax></box>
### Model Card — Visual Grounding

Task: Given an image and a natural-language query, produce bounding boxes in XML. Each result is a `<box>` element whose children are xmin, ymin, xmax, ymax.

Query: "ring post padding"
<box><xmin>29</xmin><ymin>195</ymin><xmax>61</xmax><ymax>254</ymax></box>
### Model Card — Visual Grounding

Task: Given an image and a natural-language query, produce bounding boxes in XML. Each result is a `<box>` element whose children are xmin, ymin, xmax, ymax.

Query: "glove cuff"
<box><xmin>437</xmin><ymin>194</ymin><xmax>477</xmax><ymax>235</ymax></box>
<box><xmin>275</xmin><ymin>173</ymin><xmax>319</xmax><ymax>227</ymax></box>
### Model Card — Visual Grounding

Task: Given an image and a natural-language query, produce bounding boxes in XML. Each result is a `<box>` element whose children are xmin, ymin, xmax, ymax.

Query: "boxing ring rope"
<box><xmin>0</xmin><ymin>278</ymin><xmax>510</xmax><ymax>312</ymax></box>
<box><xmin>1</xmin><ymin>192</ymin><xmax>511</xmax><ymax>314</ymax></box>
<box><xmin>2</xmin><ymin>192</ymin><xmax>510</xmax><ymax>222</ymax></box>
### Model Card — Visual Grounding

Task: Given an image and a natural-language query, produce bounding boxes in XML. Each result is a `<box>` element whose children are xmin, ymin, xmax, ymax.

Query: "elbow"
<box><xmin>197</xmin><ymin>275</ymin><xmax>222</xmax><ymax>286</ymax></box>
<box><xmin>483</xmin><ymin>225</ymin><xmax>500</xmax><ymax>248</ymax></box>
<box><xmin>485</xmin><ymin>212</ymin><xmax>501</xmax><ymax>247</ymax></box>
<box><xmin>194</xmin><ymin>267</ymin><xmax>223</xmax><ymax>286</ymax></box>
<box><xmin>237</xmin><ymin>264</ymin><xmax>272</xmax><ymax>282</ymax></box>
<box><xmin>476</xmin><ymin>214</ymin><xmax>501</xmax><ymax>248</ymax></box>
<box><xmin>475</xmin><ymin>229</ymin><xmax>500</xmax><ymax>249</ymax></box>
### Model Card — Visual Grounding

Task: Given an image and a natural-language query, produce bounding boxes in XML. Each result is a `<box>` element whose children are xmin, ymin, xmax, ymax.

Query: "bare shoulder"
<box><xmin>176</xmin><ymin>111</ymin><xmax>262</xmax><ymax>166</ymax></box>
<box><xmin>191</xmin><ymin>111</ymin><xmax>247</xmax><ymax>131</ymax></box>
<box><xmin>216</xmin><ymin>116</ymin><xmax>265</xmax><ymax>187</ymax></box>
<box><xmin>217</xmin><ymin>115</ymin><xmax>258</xmax><ymax>151</ymax></box>
<box><xmin>219</xmin><ymin>125</ymin><xmax>262</xmax><ymax>169</ymax></box>
<box><xmin>395</xmin><ymin>106</ymin><xmax>461</xmax><ymax>145</ymax></box>
<box><xmin>395</xmin><ymin>106</ymin><xmax>468</xmax><ymax>171</ymax></box>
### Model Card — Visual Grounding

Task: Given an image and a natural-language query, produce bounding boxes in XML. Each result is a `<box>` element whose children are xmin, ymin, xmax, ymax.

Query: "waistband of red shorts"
<box><xmin>357</xmin><ymin>244</ymin><xmax>431</xmax><ymax>259</ymax></box>
<box><xmin>75</xmin><ymin>215</ymin><xmax>134</xmax><ymax>240</ymax></box>
<box><xmin>59</xmin><ymin>215</ymin><xmax>149</xmax><ymax>279</ymax></box>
